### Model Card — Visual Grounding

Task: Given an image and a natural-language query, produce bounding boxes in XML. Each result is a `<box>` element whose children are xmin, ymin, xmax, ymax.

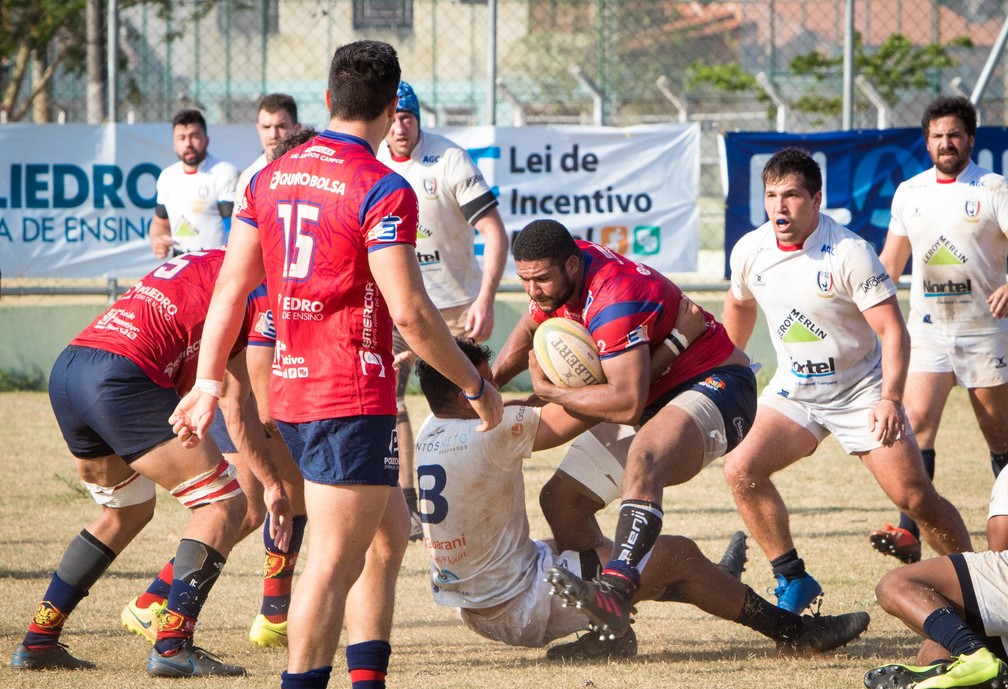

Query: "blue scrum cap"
<box><xmin>396</xmin><ymin>81</ymin><xmax>420</xmax><ymax>126</ymax></box>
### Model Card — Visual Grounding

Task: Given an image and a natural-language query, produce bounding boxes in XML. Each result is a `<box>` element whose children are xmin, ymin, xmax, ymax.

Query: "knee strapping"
<box><xmin>82</xmin><ymin>471</ymin><xmax>156</xmax><ymax>508</ymax></box>
<box><xmin>171</xmin><ymin>459</ymin><xmax>242</xmax><ymax>508</ymax></box>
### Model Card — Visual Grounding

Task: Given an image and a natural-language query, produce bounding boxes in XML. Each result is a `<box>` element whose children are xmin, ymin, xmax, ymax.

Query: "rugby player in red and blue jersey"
<box><xmin>11</xmin><ymin>249</ymin><xmax>294</xmax><ymax>676</ymax></box>
<box><xmin>492</xmin><ymin>218</ymin><xmax>757</xmax><ymax>642</ymax></box>
<box><xmin>170</xmin><ymin>41</ymin><xmax>502</xmax><ymax>689</ymax></box>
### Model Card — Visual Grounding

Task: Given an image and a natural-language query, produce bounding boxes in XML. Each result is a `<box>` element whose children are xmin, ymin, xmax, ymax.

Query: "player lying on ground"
<box><xmin>414</xmin><ymin>338</ymin><xmax>870</xmax><ymax>660</ymax></box>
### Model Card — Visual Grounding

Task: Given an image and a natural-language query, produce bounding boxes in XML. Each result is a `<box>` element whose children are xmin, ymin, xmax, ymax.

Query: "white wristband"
<box><xmin>193</xmin><ymin>378</ymin><xmax>223</xmax><ymax>398</ymax></box>
<box><xmin>662</xmin><ymin>328</ymin><xmax>689</xmax><ymax>355</ymax></box>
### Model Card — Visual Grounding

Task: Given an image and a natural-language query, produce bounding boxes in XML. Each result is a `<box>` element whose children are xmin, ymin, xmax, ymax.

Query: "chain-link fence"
<box><xmin>3</xmin><ymin>0</ymin><xmax>1007</xmax><ymax>281</ymax></box>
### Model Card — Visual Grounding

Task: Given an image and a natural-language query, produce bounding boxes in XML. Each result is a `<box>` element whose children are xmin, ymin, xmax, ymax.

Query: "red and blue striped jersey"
<box><xmin>529</xmin><ymin>240</ymin><xmax>736</xmax><ymax>401</ymax></box>
<box><xmin>237</xmin><ymin>130</ymin><xmax>419</xmax><ymax>422</ymax></box>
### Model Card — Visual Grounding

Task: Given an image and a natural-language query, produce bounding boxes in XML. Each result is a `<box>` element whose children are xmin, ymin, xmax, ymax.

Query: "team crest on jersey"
<box><xmin>370</xmin><ymin>214</ymin><xmax>403</xmax><ymax>242</ymax></box>
<box><xmin>816</xmin><ymin>271</ymin><xmax>835</xmax><ymax>298</ymax></box>
<box><xmin>255</xmin><ymin>310</ymin><xmax>276</xmax><ymax>339</ymax></box>
<box><xmin>359</xmin><ymin>350</ymin><xmax>388</xmax><ymax>377</ymax></box>
<box><xmin>964</xmin><ymin>198</ymin><xmax>981</xmax><ymax>222</ymax></box>
<box><xmin>198</xmin><ymin>184</ymin><xmax>210</xmax><ymax>200</ymax></box>
<box><xmin>627</xmin><ymin>324</ymin><xmax>648</xmax><ymax>347</ymax></box>
<box><xmin>423</xmin><ymin>177</ymin><xmax>437</xmax><ymax>199</ymax></box>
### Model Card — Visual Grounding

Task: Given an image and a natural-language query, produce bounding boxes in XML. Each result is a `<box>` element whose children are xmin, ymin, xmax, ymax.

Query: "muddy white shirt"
<box><xmin>890</xmin><ymin>161</ymin><xmax>1008</xmax><ymax>336</ymax></box>
<box><xmin>416</xmin><ymin>405</ymin><xmax>541</xmax><ymax>609</ymax></box>
<box><xmin>378</xmin><ymin>131</ymin><xmax>498</xmax><ymax>309</ymax></box>
<box><xmin>155</xmin><ymin>153</ymin><xmax>239</xmax><ymax>253</ymax></box>
<box><xmin>730</xmin><ymin>213</ymin><xmax>896</xmax><ymax>404</ymax></box>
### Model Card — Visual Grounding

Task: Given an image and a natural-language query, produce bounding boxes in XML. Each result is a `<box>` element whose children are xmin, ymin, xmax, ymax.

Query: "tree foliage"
<box><xmin>687</xmin><ymin>32</ymin><xmax>972</xmax><ymax>118</ymax></box>
<box><xmin>0</xmin><ymin>0</ymin><xmax>86</xmax><ymax>120</ymax></box>
<box><xmin>0</xmin><ymin>0</ymin><xmax>227</xmax><ymax>122</ymax></box>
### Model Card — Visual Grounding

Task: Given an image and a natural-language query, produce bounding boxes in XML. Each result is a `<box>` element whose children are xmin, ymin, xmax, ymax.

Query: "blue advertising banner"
<box><xmin>722</xmin><ymin>127</ymin><xmax>1008</xmax><ymax>277</ymax></box>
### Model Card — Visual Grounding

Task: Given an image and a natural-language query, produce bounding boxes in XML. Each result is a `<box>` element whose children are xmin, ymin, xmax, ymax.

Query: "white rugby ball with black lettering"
<box><xmin>532</xmin><ymin>318</ymin><xmax>606</xmax><ymax>387</ymax></box>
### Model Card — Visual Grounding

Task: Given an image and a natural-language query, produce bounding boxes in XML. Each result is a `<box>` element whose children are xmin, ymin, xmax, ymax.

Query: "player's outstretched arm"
<box><xmin>491</xmin><ymin>312</ymin><xmax>538</xmax><ymax>387</ymax></box>
<box><xmin>371</xmin><ymin>243</ymin><xmax>503</xmax><ymax>432</ymax></box>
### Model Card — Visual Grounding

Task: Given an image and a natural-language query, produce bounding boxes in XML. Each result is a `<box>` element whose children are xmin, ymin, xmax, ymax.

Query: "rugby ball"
<box><xmin>532</xmin><ymin>318</ymin><xmax>606</xmax><ymax>388</ymax></box>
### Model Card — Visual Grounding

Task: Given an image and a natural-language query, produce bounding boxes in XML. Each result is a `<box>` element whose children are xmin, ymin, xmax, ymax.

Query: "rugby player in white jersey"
<box><xmin>233</xmin><ymin>94</ymin><xmax>301</xmax><ymax>214</ymax></box>
<box><xmin>870</xmin><ymin>96</ymin><xmax>1008</xmax><ymax>566</ymax></box>
<box><xmin>150</xmin><ymin>109</ymin><xmax>239</xmax><ymax>258</ymax></box>
<box><xmin>721</xmin><ymin>147</ymin><xmax>972</xmax><ymax>617</ymax></box>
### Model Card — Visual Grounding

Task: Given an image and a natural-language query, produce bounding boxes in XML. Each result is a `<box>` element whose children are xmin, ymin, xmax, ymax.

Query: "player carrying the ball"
<box><xmin>492</xmin><ymin>218</ymin><xmax>759</xmax><ymax>641</ymax></box>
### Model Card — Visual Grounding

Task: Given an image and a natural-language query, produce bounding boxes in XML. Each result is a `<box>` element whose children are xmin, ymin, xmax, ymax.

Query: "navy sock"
<box><xmin>923</xmin><ymin>607</ymin><xmax>987</xmax><ymax>657</ymax></box>
<box><xmin>155</xmin><ymin>539</ymin><xmax>226</xmax><ymax>655</ymax></box>
<box><xmin>281</xmin><ymin>665</ymin><xmax>333</xmax><ymax>689</ymax></box>
<box><xmin>899</xmin><ymin>449</ymin><xmax>934</xmax><ymax>537</ymax></box>
<box><xmin>347</xmin><ymin>640</ymin><xmax>391</xmax><ymax>689</ymax></box>
<box><xmin>22</xmin><ymin>572</ymin><xmax>88</xmax><ymax>648</ymax></box>
<box><xmin>22</xmin><ymin>530</ymin><xmax>115</xmax><ymax>648</ymax></box>
<box><xmin>261</xmin><ymin>514</ymin><xmax>307</xmax><ymax>619</ymax></box>
<box><xmin>770</xmin><ymin>549</ymin><xmax>806</xmax><ymax>580</ymax></box>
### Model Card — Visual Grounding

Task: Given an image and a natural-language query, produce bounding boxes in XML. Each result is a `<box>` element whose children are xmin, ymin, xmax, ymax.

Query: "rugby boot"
<box><xmin>121</xmin><ymin>596</ymin><xmax>165</xmax><ymax>645</ymax></box>
<box><xmin>546</xmin><ymin>563</ymin><xmax>637</xmax><ymax>640</ymax></box>
<box><xmin>249</xmin><ymin>614</ymin><xmax>288</xmax><ymax>648</ymax></box>
<box><xmin>865</xmin><ymin>659</ymin><xmax>953</xmax><ymax>689</ymax></box>
<box><xmin>869</xmin><ymin>523</ymin><xmax>922</xmax><ymax>564</ymax></box>
<box><xmin>545</xmin><ymin>625</ymin><xmax>638</xmax><ymax>661</ymax></box>
<box><xmin>11</xmin><ymin>642</ymin><xmax>96</xmax><ymax>671</ymax></box>
<box><xmin>777</xmin><ymin>611</ymin><xmax>870</xmax><ymax>654</ymax></box>
<box><xmin>916</xmin><ymin>648</ymin><xmax>1008</xmax><ymax>689</ymax></box>
<box><xmin>717</xmin><ymin>531</ymin><xmax>748</xmax><ymax>580</ymax></box>
<box><xmin>773</xmin><ymin>572</ymin><xmax>823</xmax><ymax>614</ymax></box>
<box><xmin>146</xmin><ymin>639</ymin><xmax>247</xmax><ymax>677</ymax></box>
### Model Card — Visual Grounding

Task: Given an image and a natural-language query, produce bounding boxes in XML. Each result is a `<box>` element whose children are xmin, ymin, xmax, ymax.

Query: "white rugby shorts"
<box><xmin>459</xmin><ymin>540</ymin><xmax>588</xmax><ymax>646</ymax></box>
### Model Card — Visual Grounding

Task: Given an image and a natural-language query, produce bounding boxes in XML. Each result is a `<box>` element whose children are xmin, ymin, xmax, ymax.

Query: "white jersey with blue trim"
<box><xmin>416</xmin><ymin>405</ymin><xmax>541</xmax><ymax>609</ymax></box>
<box><xmin>890</xmin><ymin>160</ymin><xmax>1008</xmax><ymax>336</ymax></box>
<box><xmin>378</xmin><ymin>131</ymin><xmax>498</xmax><ymax>309</ymax></box>
<box><xmin>730</xmin><ymin>213</ymin><xmax>896</xmax><ymax>404</ymax></box>
<box><xmin>155</xmin><ymin>153</ymin><xmax>239</xmax><ymax>253</ymax></box>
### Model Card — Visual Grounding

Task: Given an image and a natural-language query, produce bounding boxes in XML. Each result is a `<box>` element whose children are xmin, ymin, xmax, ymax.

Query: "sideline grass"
<box><xmin>0</xmin><ymin>389</ymin><xmax>995</xmax><ymax>688</ymax></box>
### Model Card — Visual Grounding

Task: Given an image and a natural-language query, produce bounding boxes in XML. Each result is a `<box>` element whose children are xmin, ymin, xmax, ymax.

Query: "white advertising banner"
<box><xmin>0</xmin><ymin>122</ymin><xmax>698</xmax><ymax>278</ymax></box>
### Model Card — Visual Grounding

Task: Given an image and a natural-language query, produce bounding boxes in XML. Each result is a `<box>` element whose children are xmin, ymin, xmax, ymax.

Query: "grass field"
<box><xmin>0</xmin><ymin>388</ymin><xmax>997</xmax><ymax>689</ymax></box>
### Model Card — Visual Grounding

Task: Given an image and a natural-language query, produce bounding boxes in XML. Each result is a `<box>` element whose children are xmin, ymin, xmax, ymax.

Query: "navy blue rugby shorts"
<box><xmin>641</xmin><ymin>363</ymin><xmax>757</xmax><ymax>452</ymax></box>
<box><xmin>48</xmin><ymin>345</ymin><xmax>178</xmax><ymax>462</ymax></box>
<box><xmin>275</xmin><ymin>415</ymin><xmax>398</xmax><ymax>486</ymax></box>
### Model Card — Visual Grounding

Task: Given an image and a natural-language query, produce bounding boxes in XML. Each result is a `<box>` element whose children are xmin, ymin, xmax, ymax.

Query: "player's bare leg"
<box><xmin>722</xmin><ymin>407</ymin><xmax>822</xmax><ymax>613</ymax></box>
<box><xmin>969</xmin><ymin>383</ymin><xmax>1008</xmax><ymax>473</ymax></box>
<box><xmin>343</xmin><ymin>488</ymin><xmax>409</xmax><ymax>687</ymax></box>
<box><xmin>285</xmin><ymin>483</ymin><xmax>388</xmax><ymax>675</ymax></box>
<box><xmin>862</xmin><ymin>442</ymin><xmax>972</xmax><ymax>556</ymax></box>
